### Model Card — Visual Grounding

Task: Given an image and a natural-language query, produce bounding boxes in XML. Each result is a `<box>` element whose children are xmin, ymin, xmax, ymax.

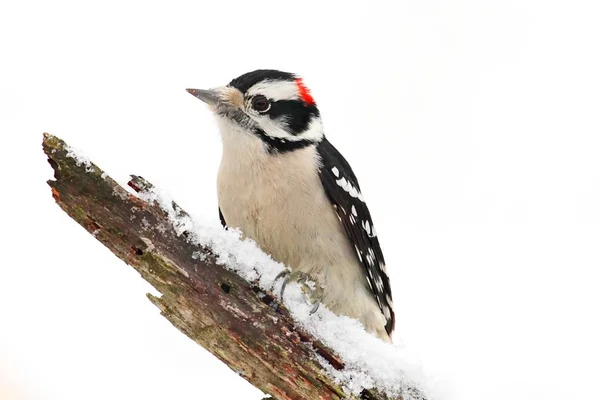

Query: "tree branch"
<box><xmin>42</xmin><ymin>133</ymin><xmax>424</xmax><ymax>400</ymax></box>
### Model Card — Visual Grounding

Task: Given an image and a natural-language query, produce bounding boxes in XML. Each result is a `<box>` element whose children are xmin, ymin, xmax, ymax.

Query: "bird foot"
<box><xmin>272</xmin><ymin>270</ymin><xmax>322</xmax><ymax>314</ymax></box>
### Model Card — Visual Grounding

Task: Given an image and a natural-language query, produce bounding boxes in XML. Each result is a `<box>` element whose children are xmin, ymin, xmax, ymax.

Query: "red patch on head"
<box><xmin>294</xmin><ymin>78</ymin><xmax>315</xmax><ymax>105</ymax></box>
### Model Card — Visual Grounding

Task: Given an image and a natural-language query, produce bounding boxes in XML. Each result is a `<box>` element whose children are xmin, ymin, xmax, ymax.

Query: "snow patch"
<box><xmin>65</xmin><ymin>144</ymin><xmax>95</xmax><ymax>172</ymax></box>
<box><xmin>137</xmin><ymin>187</ymin><xmax>437</xmax><ymax>400</ymax></box>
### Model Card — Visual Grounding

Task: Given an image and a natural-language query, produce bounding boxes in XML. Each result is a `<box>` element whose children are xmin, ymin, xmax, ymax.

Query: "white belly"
<box><xmin>217</xmin><ymin>139</ymin><xmax>350</xmax><ymax>280</ymax></box>
<box><xmin>215</xmin><ymin>118</ymin><xmax>390</xmax><ymax>340</ymax></box>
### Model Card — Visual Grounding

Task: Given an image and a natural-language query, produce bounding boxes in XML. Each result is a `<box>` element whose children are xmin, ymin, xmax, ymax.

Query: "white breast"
<box><xmin>215</xmin><ymin>117</ymin><xmax>390</xmax><ymax>341</ymax></box>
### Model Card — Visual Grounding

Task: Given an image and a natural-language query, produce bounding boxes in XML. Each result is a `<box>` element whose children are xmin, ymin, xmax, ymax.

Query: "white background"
<box><xmin>1</xmin><ymin>0</ymin><xmax>599</xmax><ymax>399</ymax></box>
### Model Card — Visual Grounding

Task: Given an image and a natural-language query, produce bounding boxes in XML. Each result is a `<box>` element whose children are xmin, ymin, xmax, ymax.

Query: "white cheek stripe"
<box><xmin>247</xmin><ymin>80</ymin><xmax>300</xmax><ymax>102</ymax></box>
<box><xmin>256</xmin><ymin>115</ymin><xmax>324</xmax><ymax>142</ymax></box>
<box><xmin>301</xmin><ymin>117</ymin><xmax>324</xmax><ymax>141</ymax></box>
<box><xmin>253</xmin><ymin>116</ymin><xmax>291</xmax><ymax>140</ymax></box>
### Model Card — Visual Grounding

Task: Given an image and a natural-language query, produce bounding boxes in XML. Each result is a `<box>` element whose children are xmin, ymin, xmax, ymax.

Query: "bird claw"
<box><xmin>272</xmin><ymin>269</ymin><xmax>291</xmax><ymax>289</ymax></box>
<box><xmin>272</xmin><ymin>270</ymin><xmax>322</xmax><ymax>314</ymax></box>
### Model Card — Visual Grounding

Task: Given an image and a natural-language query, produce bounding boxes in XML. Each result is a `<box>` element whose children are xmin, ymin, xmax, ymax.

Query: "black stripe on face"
<box><xmin>254</xmin><ymin>128</ymin><xmax>317</xmax><ymax>154</ymax></box>
<box><xmin>229</xmin><ymin>70</ymin><xmax>296</xmax><ymax>94</ymax></box>
<box><xmin>267</xmin><ymin>100</ymin><xmax>320</xmax><ymax>136</ymax></box>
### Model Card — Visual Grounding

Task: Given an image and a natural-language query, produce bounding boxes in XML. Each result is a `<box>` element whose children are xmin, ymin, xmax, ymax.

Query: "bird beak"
<box><xmin>186</xmin><ymin>88</ymin><xmax>220</xmax><ymax>107</ymax></box>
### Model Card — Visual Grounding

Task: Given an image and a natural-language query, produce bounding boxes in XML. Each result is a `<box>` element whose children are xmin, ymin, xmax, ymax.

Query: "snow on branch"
<box><xmin>42</xmin><ymin>133</ymin><xmax>434</xmax><ymax>400</ymax></box>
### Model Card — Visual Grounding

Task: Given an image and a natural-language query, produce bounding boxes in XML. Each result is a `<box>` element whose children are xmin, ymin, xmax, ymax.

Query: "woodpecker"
<box><xmin>187</xmin><ymin>70</ymin><xmax>394</xmax><ymax>341</ymax></box>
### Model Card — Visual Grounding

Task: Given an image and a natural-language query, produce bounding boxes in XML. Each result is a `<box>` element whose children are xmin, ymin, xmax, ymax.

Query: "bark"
<box><xmin>42</xmin><ymin>133</ymin><xmax>421</xmax><ymax>400</ymax></box>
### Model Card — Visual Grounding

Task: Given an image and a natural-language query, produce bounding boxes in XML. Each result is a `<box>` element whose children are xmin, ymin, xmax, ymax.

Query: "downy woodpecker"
<box><xmin>187</xmin><ymin>70</ymin><xmax>394</xmax><ymax>341</ymax></box>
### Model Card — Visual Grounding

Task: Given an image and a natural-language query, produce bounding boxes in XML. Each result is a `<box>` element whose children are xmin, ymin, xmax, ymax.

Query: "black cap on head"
<box><xmin>229</xmin><ymin>70</ymin><xmax>297</xmax><ymax>93</ymax></box>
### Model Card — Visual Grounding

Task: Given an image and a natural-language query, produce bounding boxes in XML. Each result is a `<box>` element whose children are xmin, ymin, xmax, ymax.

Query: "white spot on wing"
<box><xmin>379</xmin><ymin>261</ymin><xmax>387</xmax><ymax>273</ymax></box>
<box><xmin>383</xmin><ymin>307</ymin><xmax>391</xmax><ymax>318</ymax></box>
<box><xmin>364</xmin><ymin>220</ymin><xmax>371</xmax><ymax>235</ymax></box>
<box><xmin>336</xmin><ymin>178</ymin><xmax>365</xmax><ymax>202</ymax></box>
<box><xmin>351</xmin><ymin>205</ymin><xmax>357</xmax><ymax>216</ymax></box>
<box><xmin>366</xmin><ymin>253</ymin><xmax>374</xmax><ymax>266</ymax></box>
<box><xmin>354</xmin><ymin>245</ymin><xmax>362</xmax><ymax>261</ymax></box>
<box><xmin>331</xmin><ymin>166</ymin><xmax>339</xmax><ymax>177</ymax></box>
<box><xmin>385</xmin><ymin>294</ymin><xmax>394</xmax><ymax>308</ymax></box>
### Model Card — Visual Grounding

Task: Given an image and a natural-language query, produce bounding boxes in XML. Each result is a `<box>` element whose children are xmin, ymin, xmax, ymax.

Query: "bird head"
<box><xmin>187</xmin><ymin>70</ymin><xmax>324</xmax><ymax>153</ymax></box>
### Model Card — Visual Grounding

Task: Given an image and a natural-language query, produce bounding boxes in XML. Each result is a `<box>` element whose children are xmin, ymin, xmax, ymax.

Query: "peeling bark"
<box><xmin>42</xmin><ymin>133</ymin><xmax>421</xmax><ymax>400</ymax></box>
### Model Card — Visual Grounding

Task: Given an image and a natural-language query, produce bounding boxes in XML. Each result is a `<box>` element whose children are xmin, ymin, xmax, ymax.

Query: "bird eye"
<box><xmin>251</xmin><ymin>95</ymin><xmax>270</xmax><ymax>112</ymax></box>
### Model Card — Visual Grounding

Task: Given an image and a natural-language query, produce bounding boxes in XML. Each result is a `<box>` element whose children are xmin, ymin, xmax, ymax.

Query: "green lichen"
<box><xmin>70</xmin><ymin>206</ymin><xmax>88</xmax><ymax>223</ymax></box>
<box><xmin>43</xmin><ymin>133</ymin><xmax>64</xmax><ymax>151</ymax></box>
<box><xmin>138</xmin><ymin>250</ymin><xmax>184</xmax><ymax>293</ymax></box>
<box><xmin>106</xmin><ymin>226</ymin><xmax>125</xmax><ymax>239</ymax></box>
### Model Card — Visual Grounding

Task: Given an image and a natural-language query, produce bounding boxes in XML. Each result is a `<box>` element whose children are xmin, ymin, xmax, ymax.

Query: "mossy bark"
<box><xmin>42</xmin><ymin>133</ymin><xmax>413</xmax><ymax>400</ymax></box>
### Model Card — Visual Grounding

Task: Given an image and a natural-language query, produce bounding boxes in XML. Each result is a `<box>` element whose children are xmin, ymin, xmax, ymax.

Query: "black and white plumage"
<box><xmin>316</xmin><ymin>139</ymin><xmax>395</xmax><ymax>334</ymax></box>
<box><xmin>187</xmin><ymin>70</ymin><xmax>395</xmax><ymax>341</ymax></box>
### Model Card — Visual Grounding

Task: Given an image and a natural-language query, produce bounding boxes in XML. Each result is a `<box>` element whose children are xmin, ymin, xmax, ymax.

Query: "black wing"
<box><xmin>219</xmin><ymin>207</ymin><xmax>227</xmax><ymax>228</ymax></box>
<box><xmin>316</xmin><ymin>138</ymin><xmax>395</xmax><ymax>334</ymax></box>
